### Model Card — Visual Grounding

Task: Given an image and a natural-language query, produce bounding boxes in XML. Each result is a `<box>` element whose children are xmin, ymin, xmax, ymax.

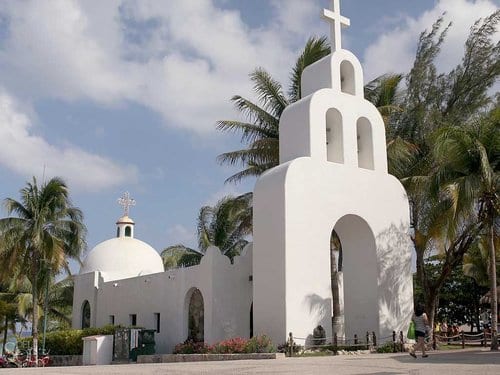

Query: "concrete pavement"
<box><xmin>1</xmin><ymin>349</ymin><xmax>499</xmax><ymax>374</ymax></box>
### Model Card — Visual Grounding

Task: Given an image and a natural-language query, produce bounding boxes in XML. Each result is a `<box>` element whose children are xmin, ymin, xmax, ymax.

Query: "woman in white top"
<box><xmin>410</xmin><ymin>303</ymin><xmax>429</xmax><ymax>358</ymax></box>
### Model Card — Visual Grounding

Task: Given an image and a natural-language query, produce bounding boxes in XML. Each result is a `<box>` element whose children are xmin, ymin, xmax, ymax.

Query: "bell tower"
<box><xmin>253</xmin><ymin>0</ymin><xmax>413</xmax><ymax>345</ymax></box>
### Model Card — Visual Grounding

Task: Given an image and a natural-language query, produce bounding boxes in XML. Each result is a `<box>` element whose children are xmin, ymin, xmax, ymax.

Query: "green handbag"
<box><xmin>407</xmin><ymin>321</ymin><xmax>416</xmax><ymax>340</ymax></box>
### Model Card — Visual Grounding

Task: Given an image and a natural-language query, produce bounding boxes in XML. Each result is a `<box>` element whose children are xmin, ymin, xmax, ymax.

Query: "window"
<box><xmin>116</xmin><ymin>227</ymin><xmax>120</xmax><ymax>237</ymax></box>
<box><xmin>130</xmin><ymin>314</ymin><xmax>137</xmax><ymax>326</ymax></box>
<box><xmin>154</xmin><ymin>313</ymin><xmax>160</xmax><ymax>333</ymax></box>
<box><xmin>125</xmin><ymin>226</ymin><xmax>132</xmax><ymax>237</ymax></box>
<box><xmin>109</xmin><ymin>315</ymin><xmax>115</xmax><ymax>325</ymax></box>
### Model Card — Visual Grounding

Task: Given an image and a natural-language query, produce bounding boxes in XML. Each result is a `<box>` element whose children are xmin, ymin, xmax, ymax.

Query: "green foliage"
<box><xmin>161</xmin><ymin>193</ymin><xmax>252</xmax><ymax>266</ymax></box>
<box><xmin>0</xmin><ymin>177</ymin><xmax>86</xmax><ymax>354</ymax></box>
<box><xmin>243</xmin><ymin>335</ymin><xmax>275</xmax><ymax>353</ymax></box>
<box><xmin>376</xmin><ymin>342</ymin><xmax>397</xmax><ymax>353</ymax></box>
<box><xmin>18</xmin><ymin>325</ymin><xmax>118</xmax><ymax>355</ymax></box>
<box><xmin>217</xmin><ymin>36</ymin><xmax>330</xmax><ymax>184</ymax></box>
<box><xmin>413</xmin><ymin>259</ymin><xmax>488</xmax><ymax>328</ymax></box>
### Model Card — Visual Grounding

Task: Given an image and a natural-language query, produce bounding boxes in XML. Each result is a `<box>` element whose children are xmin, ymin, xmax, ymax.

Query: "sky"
<box><xmin>0</xmin><ymin>0</ymin><xmax>498</xmax><ymax>274</ymax></box>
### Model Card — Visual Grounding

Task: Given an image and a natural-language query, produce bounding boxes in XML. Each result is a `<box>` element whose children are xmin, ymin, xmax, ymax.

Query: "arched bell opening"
<box><xmin>326</xmin><ymin>108</ymin><xmax>344</xmax><ymax>164</ymax></box>
<box><xmin>356</xmin><ymin>117</ymin><xmax>375</xmax><ymax>170</ymax></box>
<box><xmin>340</xmin><ymin>60</ymin><xmax>356</xmax><ymax>95</ymax></box>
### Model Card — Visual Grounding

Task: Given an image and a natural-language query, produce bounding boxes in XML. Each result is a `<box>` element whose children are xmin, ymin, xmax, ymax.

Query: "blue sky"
<box><xmin>0</xmin><ymin>0</ymin><xmax>498</xmax><ymax>274</ymax></box>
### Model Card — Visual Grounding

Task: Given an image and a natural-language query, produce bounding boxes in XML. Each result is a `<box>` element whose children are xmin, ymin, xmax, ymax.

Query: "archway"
<box><xmin>331</xmin><ymin>215</ymin><xmax>378</xmax><ymax>338</ymax></box>
<box><xmin>186</xmin><ymin>288</ymin><xmax>204</xmax><ymax>342</ymax></box>
<box><xmin>81</xmin><ymin>300</ymin><xmax>91</xmax><ymax>329</ymax></box>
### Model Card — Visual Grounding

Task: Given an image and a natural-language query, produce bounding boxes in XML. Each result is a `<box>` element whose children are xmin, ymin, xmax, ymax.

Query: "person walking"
<box><xmin>409</xmin><ymin>304</ymin><xmax>429</xmax><ymax>358</ymax></box>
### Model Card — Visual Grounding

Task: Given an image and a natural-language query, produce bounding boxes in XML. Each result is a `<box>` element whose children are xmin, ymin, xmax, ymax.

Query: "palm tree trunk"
<box><xmin>32</xmin><ymin>265</ymin><xmax>39</xmax><ymax>366</ymax></box>
<box><xmin>331</xmin><ymin>250</ymin><xmax>340</xmax><ymax>334</ymax></box>
<box><xmin>490</xmin><ymin>223</ymin><xmax>498</xmax><ymax>350</ymax></box>
<box><xmin>2</xmin><ymin>315</ymin><xmax>8</xmax><ymax>354</ymax></box>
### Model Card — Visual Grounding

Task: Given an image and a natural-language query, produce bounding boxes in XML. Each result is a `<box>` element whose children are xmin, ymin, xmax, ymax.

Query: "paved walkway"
<box><xmin>2</xmin><ymin>349</ymin><xmax>499</xmax><ymax>374</ymax></box>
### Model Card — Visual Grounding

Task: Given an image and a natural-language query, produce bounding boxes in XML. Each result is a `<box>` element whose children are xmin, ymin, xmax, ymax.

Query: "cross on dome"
<box><xmin>322</xmin><ymin>0</ymin><xmax>350</xmax><ymax>51</ymax></box>
<box><xmin>117</xmin><ymin>191</ymin><xmax>136</xmax><ymax>217</ymax></box>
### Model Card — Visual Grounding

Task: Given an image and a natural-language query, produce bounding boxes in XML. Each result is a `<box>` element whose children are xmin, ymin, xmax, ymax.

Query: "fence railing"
<box><xmin>286</xmin><ymin>330</ymin><xmax>406</xmax><ymax>356</ymax></box>
<box><xmin>287</xmin><ymin>329</ymin><xmax>493</xmax><ymax>356</ymax></box>
<box><xmin>433</xmin><ymin>331</ymin><xmax>494</xmax><ymax>349</ymax></box>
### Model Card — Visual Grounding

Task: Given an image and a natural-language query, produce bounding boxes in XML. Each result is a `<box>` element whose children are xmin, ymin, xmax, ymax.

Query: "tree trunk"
<box><xmin>2</xmin><ymin>315</ymin><xmax>8</xmax><ymax>354</ymax></box>
<box><xmin>489</xmin><ymin>223</ymin><xmax>498</xmax><ymax>350</ymax></box>
<box><xmin>32</xmin><ymin>266</ymin><xmax>39</xmax><ymax>366</ymax></box>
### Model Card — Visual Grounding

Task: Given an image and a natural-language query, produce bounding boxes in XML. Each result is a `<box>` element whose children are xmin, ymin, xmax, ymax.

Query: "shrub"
<box><xmin>244</xmin><ymin>335</ymin><xmax>275</xmax><ymax>353</ymax></box>
<box><xmin>209</xmin><ymin>337</ymin><xmax>247</xmax><ymax>354</ymax></box>
<box><xmin>172</xmin><ymin>335</ymin><xmax>276</xmax><ymax>355</ymax></box>
<box><xmin>376</xmin><ymin>342</ymin><xmax>396</xmax><ymax>353</ymax></box>
<box><xmin>173</xmin><ymin>340</ymin><xmax>209</xmax><ymax>354</ymax></box>
<box><xmin>18</xmin><ymin>325</ymin><xmax>120</xmax><ymax>355</ymax></box>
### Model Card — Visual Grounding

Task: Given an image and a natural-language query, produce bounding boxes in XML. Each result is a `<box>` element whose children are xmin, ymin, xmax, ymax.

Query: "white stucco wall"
<box><xmin>74</xmin><ymin>246</ymin><xmax>253</xmax><ymax>354</ymax></box>
<box><xmin>253</xmin><ymin>46</ymin><xmax>413</xmax><ymax>346</ymax></box>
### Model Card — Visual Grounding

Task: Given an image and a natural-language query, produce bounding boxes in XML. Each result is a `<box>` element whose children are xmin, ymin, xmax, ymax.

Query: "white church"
<box><xmin>73</xmin><ymin>0</ymin><xmax>413</xmax><ymax>354</ymax></box>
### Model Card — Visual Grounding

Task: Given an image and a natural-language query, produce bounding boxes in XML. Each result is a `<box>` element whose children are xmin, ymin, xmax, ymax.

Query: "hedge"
<box><xmin>18</xmin><ymin>325</ymin><xmax>119</xmax><ymax>355</ymax></box>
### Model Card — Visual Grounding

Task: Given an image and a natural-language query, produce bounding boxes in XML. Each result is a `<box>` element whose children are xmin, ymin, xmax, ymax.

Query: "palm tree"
<box><xmin>0</xmin><ymin>177</ymin><xmax>86</xmax><ymax>364</ymax></box>
<box><xmin>216</xmin><ymin>36</ymin><xmax>330</xmax><ymax>184</ymax></box>
<box><xmin>432</xmin><ymin>111</ymin><xmax>499</xmax><ymax>349</ymax></box>
<box><xmin>161</xmin><ymin>193</ymin><xmax>252</xmax><ymax>268</ymax></box>
<box><xmin>389</xmin><ymin>11</ymin><xmax>499</xmax><ymax>334</ymax></box>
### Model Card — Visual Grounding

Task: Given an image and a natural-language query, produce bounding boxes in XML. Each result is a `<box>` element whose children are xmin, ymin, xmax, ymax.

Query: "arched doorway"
<box><xmin>187</xmin><ymin>288</ymin><xmax>204</xmax><ymax>342</ymax></box>
<box><xmin>331</xmin><ymin>215</ymin><xmax>378</xmax><ymax>338</ymax></box>
<box><xmin>81</xmin><ymin>300</ymin><xmax>91</xmax><ymax>329</ymax></box>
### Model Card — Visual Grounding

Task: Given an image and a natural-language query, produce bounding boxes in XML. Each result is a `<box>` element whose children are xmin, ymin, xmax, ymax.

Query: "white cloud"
<box><xmin>362</xmin><ymin>0</ymin><xmax>499</xmax><ymax>81</ymax></box>
<box><xmin>203</xmin><ymin>184</ymin><xmax>246</xmax><ymax>206</ymax></box>
<box><xmin>0</xmin><ymin>0</ymin><xmax>323</xmax><ymax>134</ymax></box>
<box><xmin>0</xmin><ymin>89</ymin><xmax>137</xmax><ymax>192</ymax></box>
<box><xmin>165</xmin><ymin>224</ymin><xmax>197</xmax><ymax>248</ymax></box>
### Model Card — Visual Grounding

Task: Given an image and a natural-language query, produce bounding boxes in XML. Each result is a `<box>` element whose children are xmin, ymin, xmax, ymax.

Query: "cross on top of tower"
<box><xmin>322</xmin><ymin>0</ymin><xmax>350</xmax><ymax>51</ymax></box>
<box><xmin>117</xmin><ymin>191</ymin><xmax>136</xmax><ymax>217</ymax></box>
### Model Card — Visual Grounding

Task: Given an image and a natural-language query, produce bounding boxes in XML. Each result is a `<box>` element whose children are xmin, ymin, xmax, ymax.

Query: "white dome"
<box><xmin>80</xmin><ymin>237</ymin><xmax>164</xmax><ymax>281</ymax></box>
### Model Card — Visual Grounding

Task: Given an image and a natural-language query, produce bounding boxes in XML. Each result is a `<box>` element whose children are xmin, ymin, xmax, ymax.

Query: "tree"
<box><xmin>432</xmin><ymin>108</ymin><xmax>499</xmax><ymax>348</ymax></box>
<box><xmin>0</xmin><ymin>177</ymin><xmax>86</xmax><ymax>364</ymax></box>
<box><xmin>395</xmin><ymin>11</ymin><xmax>500</xmax><ymax>336</ymax></box>
<box><xmin>216</xmin><ymin>37</ymin><xmax>330</xmax><ymax>184</ymax></box>
<box><xmin>161</xmin><ymin>193</ymin><xmax>252</xmax><ymax>268</ymax></box>
<box><xmin>413</xmin><ymin>258</ymin><xmax>489</xmax><ymax>332</ymax></box>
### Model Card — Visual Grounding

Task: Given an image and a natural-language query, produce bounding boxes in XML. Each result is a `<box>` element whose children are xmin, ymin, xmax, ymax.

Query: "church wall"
<box><xmin>72</xmin><ymin>272</ymin><xmax>100</xmax><ymax>329</ymax></box>
<box><xmin>254</xmin><ymin>157</ymin><xmax>414</xmax><ymax>345</ymax></box>
<box><xmin>77</xmin><ymin>245</ymin><xmax>253</xmax><ymax>354</ymax></box>
<box><xmin>210</xmin><ymin>245</ymin><xmax>253</xmax><ymax>340</ymax></box>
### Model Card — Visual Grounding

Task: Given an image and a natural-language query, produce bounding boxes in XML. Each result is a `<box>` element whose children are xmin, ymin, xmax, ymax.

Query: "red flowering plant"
<box><xmin>172</xmin><ymin>335</ymin><xmax>276</xmax><ymax>354</ymax></box>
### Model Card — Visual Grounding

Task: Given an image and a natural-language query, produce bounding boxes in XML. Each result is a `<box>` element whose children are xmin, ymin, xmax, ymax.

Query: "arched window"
<box><xmin>187</xmin><ymin>288</ymin><xmax>204</xmax><ymax>342</ymax></box>
<box><xmin>356</xmin><ymin>117</ymin><xmax>374</xmax><ymax>170</ymax></box>
<box><xmin>326</xmin><ymin>108</ymin><xmax>343</xmax><ymax>163</ymax></box>
<box><xmin>116</xmin><ymin>227</ymin><xmax>120</xmax><ymax>238</ymax></box>
<box><xmin>81</xmin><ymin>300</ymin><xmax>91</xmax><ymax>329</ymax></box>
<box><xmin>125</xmin><ymin>226</ymin><xmax>132</xmax><ymax>237</ymax></box>
<box><xmin>340</xmin><ymin>60</ymin><xmax>356</xmax><ymax>95</ymax></box>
